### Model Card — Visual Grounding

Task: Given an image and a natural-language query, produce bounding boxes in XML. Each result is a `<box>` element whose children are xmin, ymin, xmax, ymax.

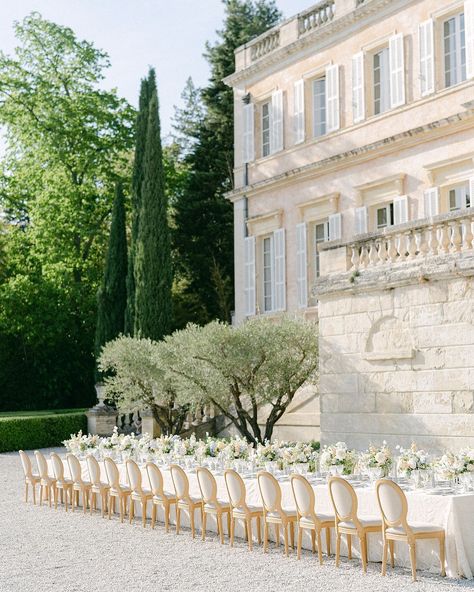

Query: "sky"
<box><xmin>0</xmin><ymin>0</ymin><xmax>311</xmax><ymax>140</ymax></box>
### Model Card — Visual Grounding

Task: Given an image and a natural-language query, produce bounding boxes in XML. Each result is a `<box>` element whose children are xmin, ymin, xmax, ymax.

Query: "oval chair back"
<box><xmin>104</xmin><ymin>457</ymin><xmax>120</xmax><ymax>490</ymax></box>
<box><xmin>328</xmin><ymin>476</ymin><xmax>358</xmax><ymax>528</ymax></box>
<box><xmin>126</xmin><ymin>459</ymin><xmax>143</xmax><ymax>494</ymax></box>
<box><xmin>196</xmin><ymin>467</ymin><xmax>218</xmax><ymax>506</ymax></box>
<box><xmin>86</xmin><ymin>455</ymin><xmax>101</xmax><ymax>486</ymax></box>
<box><xmin>34</xmin><ymin>450</ymin><xmax>49</xmax><ymax>479</ymax></box>
<box><xmin>257</xmin><ymin>471</ymin><xmax>283</xmax><ymax>517</ymax></box>
<box><xmin>146</xmin><ymin>463</ymin><xmax>165</xmax><ymax>498</ymax></box>
<box><xmin>224</xmin><ymin>469</ymin><xmax>247</xmax><ymax>511</ymax></box>
<box><xmin>376</xmin><ymin>478</ymin><xmax>409</xmax><ymax>534</ymax></box>
<box><xmin>170</xmin><ymin>464</ymin><xmax>190</xmax><ymax>502</ymax></box>
<box><xmin>290</xmin><ymin>474</ymin><xmax>317</xmax><ymax>521</ymax></box>
<box><xmin>19</xmin><ymin>450</ymin><xmax>34</xmax><ymax>480</ymax></box>
<box><xmin>51</xmin><ymin>453</ymin><xmax>66</xmax><ymax>482</ymax></box>
<box><xmin>67</xmin><ymin>454</ymin><xmax>83</xmax><ymax>485</ymax></box>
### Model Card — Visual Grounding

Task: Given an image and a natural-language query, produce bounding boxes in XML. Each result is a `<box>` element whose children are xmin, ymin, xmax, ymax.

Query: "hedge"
<box><xmin>0</xmin><ymin>411</ymin><xmax>87</xmax><ymax>453</ymax></box>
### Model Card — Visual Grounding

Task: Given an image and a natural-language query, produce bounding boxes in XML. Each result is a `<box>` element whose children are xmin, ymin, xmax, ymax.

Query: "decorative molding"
<box><xmin>246</xmin><ymin>209</ymin><xmax>282</xmax><ymax>236</ymax></box>
<box><xmin>364</xmin><ymin>315</ymin><xmax>415</xmax><ymax>361</ymax></box>
<box><xmin>297</xmin><ymin>192</ymin><xmax>340</xmax><ymax>222</ymax></box>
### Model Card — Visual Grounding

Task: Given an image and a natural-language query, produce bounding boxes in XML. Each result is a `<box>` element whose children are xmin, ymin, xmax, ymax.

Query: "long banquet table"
<box><xmin>49</xmin><ymin>457</ymin><xmax>474</xmax><ymax>579</ymax></box>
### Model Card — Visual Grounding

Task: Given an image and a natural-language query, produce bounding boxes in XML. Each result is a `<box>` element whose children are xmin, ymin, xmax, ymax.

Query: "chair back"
<box><xmin>146</xmin><ymin>463</ymin><xmax>165</xmax><ymax>498</ymax></box>
<box><xmin>290</xmin><ymin>474</ymin><xmax>317</xmax><ymax>521</ymax></box>
<box><xmin>34</xmin><ymin>450</ymin><xmax>49</xmax><ymax>479</ymax></box>
<box><xmin>51</xmin><ymin>453</ymin><xmax>66</xmax><ymax>482</ymax></box>
<box><xmin>328</xmin><ymin>476</ymin><xmax>358</xmax><ymax>525</ymax></box>
<box><xmin>224</xmin><ymin>469</ymin><xmax>247</xmax><ymax>510</ymax></box>
<box><xmin>67</xmin><ymin>454</ymin><xmax>83</xmax><ymax>484</ymax></box>
<box><xmin>104</xmin><ymin>457</ymin><xmax>120</xmax><ymax>490</ymax></box>
<box><xmin>257</xmin><ymin>471</ymin><xmax>283</xmax><ymax>515</ymax></box>
<box><xmin>170</xmin><ymin>464</ymin><xmax>190</xmax><ymax>501</ymax></box>
<box><xmin>19</xmin><ymin>450</ymin><xmax>33</xmax><ymax>479</ymax></box>
<box><xmin>196</xmin><ymin>467</ymin><xmax>218</xmax><ymax>505</ymax></box>
<box><xmin>376</xmin><ymin>478</ymin><xmax>409</xmax><ymax>533</ymax></box>
<box><xmin>126</xmin><ymin>459</ymin><xmax>143</xmax><ymax>494</ymax></box>
<box><xmin>86</xmin><ymin>455</ymin><xmax>101</xmax><ymax>485</ymax></box>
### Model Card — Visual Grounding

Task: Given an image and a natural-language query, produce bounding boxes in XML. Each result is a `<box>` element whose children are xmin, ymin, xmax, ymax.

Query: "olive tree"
<box><xmin>98</xmin><ymin>336</ymin><xmax>189</xmax><ymax>435</ymax></box>
<box><xmin>163</xmin><ymin>316</ymin><xmax>319</xmax><ymax>444</ymax></box>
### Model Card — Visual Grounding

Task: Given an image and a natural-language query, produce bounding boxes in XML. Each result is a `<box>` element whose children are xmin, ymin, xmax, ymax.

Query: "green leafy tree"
<box><xmin>134</xmin><ymin>69</ymin><xmax>173</xmax><ymax>340</ymax></box>
<box><xmin>94</xmin><ymin>183</ymin><xmax>128</xmax><ymax>379</ymax></box>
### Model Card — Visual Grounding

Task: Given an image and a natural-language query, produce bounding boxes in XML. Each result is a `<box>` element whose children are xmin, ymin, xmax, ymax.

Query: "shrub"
<box><xmin>0</xmin><ymin>411</ymin><xmax>87</xmax><ymax>453</ymax></box>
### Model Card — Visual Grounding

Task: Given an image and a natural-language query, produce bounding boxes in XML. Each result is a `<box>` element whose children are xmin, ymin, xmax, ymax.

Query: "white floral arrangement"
<box><xmin>174</xmin><ymin>434</ymin><xmax>199</xmax><ymax>457</ymax></box>
<box><xmin>224</xmin><ymin>437</ymin><xmax>251</xmax><ymax>460</ymax></box>
<box><xmin>63</xmin><ymin>431</ymin><xmax>100</xmax><ymax>455</ymax></box>
<box><xmin>199</xmin><ymin>436</ymin><xmax>228</xmax><ymax>458</ymax></box>
<box><xmin>319</xmin><ymin>441</ymin><xmax>357</xmax><ymax>475</ymax></box>
<box><xmin>456</xmin><ymin>448</ymin><xmax>474</xmax><ymax>474</ymax></box>
<box><xmin>396</xmin><ymin>443</ymin><xmax>429</xmax><ymax>477</ymax></box>
<box><xmin>155</xmin><ymin>434</ymin><xmax>180</xmax><ymax>456</ymax></box>
<box><xmin>255</xmin><ymin>441</ymin><xmax>281</xmax><ymax>465</ymax></box>
<box><xmin>433</xmin><ymin>452</ymin><xmax>463</xmax><ymax>481</ymax></box>
<box><xmin>358</xmin><ymin>442</ymin><xmax>393</xmax><ymax>477</ymax></box>
<box><xmin>279</xmin><ymin>441</ymin><xmax>317</xmax><ymax>466</ymax></box>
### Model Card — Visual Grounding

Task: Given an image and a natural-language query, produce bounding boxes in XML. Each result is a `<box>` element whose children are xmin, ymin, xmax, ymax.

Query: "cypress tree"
<box><xmin>124</xmin><ymin>76</ymin><xmax>150</xmax><ymax>334</ymax></box>
<box><xmin>134</xmin><ymin>69</ymin><xmax>172</xmax><ymax>339</ymax></box>
<box><xmin>94</xmin><ymin>182</ymin><xmax>128</xmax><ymax>378</ymax></box>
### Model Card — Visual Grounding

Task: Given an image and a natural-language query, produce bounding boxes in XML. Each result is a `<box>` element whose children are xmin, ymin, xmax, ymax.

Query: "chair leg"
<box><xmin>108</xmin><ymin>495</ymin><xmax>112</xmax><ymax>520</ymax></box>
<box><xmin>274</xmin><ymin>524</ymin><xmax>280</xmax><ymax>547</ymax></box>
<box><xmin>54</xmin><ymin>487</ymin><xmax>58</xmax><ymax>510</ymax></box>
<box><xmin>263</xmin><ymin>520</ymin><xmax>268</xmax><ymax>553</ymax></box>
<box><xmin>311</xmin><ymin>529</ymin><xmax>316</xmax><ymax>553</ymax></box>
<box><xmin>25</xmin><ymin>483</ymin><xmax>28</xmax><ymax>503</ymax></box>
<box><xmin>283</xmin><ymin>524</ymin><xmax>289</xmax><ymax>557</ymax></box>
<box><xmin>360</xmin><ymin>534</ymin><xmax>368</xmax><ymax>574</ymax></box>
<box><xmin>227</xmin><ymin>511</ymin><xmax>231</xmax><ymax>538</ymax></box>
<box><xmin>176</xmin><ymin>507</ymin><xmax>181</xmax><ymax>534</ymax></box>
<box><xmin>230</xmin><ymin>517</ymin><xmax>235</xmax><ymax>548</ymax></box>
<box><xmin>64</xmin><ymin>488</ymin><xmax>68</xmax><ymax>512</ymax></box>
<box><xmin>120</xmin><ymin>496</ymin><xmax>125</xmax><ymax>524</ymax></box>
<box><xmin>289</xmin><ymin>521</ymin><xmax>295</xmax><ymax>549</ymax></box>
<box><xmin>297</xmin><ymin>526</ymin><xmax>303</xmax><ymax>560</ymax></box>
<box><xmin>190</xmin><ymin>506</ymin><xmax>196</xmax><ymax>539</ymax></box>
<box><xmin>165</xmin><ymin>503</ymin><xmax>170</xmax><ymax>533</ymax></box>
<box><xmin>32</xmin><ymin>483</ymin><xmax>37</xmax><ymax>505</ymax></box>
<box><xmin>389</xmin><ymin>539</ymin><xmax>395</xmax><ymax>568</ymax></box>
<box><xmin>247</xmin><ymin>518</ymin><xmax>253</xmax><ymax>551</ymax></box>
<box><xmin>142</xmin><ymin>500</ymin><xmax>147</xmax><ymax>527</ymax></box>
<box><xmin>71</xmin><ymin>488</ymin><xmax>74</xmax><ymax>512</ymax></box>
<box><xmin>101</xmin><ymin>493</ymin><xmax>105</xmax><ymax>518</ymax></box>
<box><xmin>439</xmin><ymin>535</ymin><xmax>446</xmax><ymax>577</ymax></box>
<box><xmin>326</xmin><ymin>527</ymin><xmax>331</xmax><ymax>555</ymax></box>
<box><xmin>202</xmin><ymin>511</ymin><xmax>207</xmax><ymax>541</ymax></box>
<box><xmin>347</xmin><ymin>533</ymin><xmax>352</xmax><ymax>560</ymax></box>
<box><xmin>151</xmin><ymin>504</ymin><xmax>157</xmax><ymax>529</ymax></box>
<box><xmin>335</xmin><ymin>534</ymin><xmax>341</xmax><ymax>567</ymax></box>
<box><xmin>217</xmin><ymin>513</ymin><xmax>224</xmax><ymax>545</ymax></box>
<box><xmin>409</xmin><ymin>542</ymin><xmax>417</xmax><ymax>582</ymax></box>
<box><xmin>129</xmin><ymin>499</ymin><xmax>134</xmax><ymax>524</ymax></box>
<box><xmin>39</xmin><ymin>485</ymin><xmax>43</xmax><ymax>507</ymax></box>
<box><xmin>256</xmin><ymin>516</ymin><xmax>262</xmax><ymax>545</ymax></box>
<box><xmin>382</xmin><ymin>540</ymin><xmax>388</xmax><ymax>576</ymax></box>
<box><xmin>317</xmin><ymin>530</ymin><xmax>323</xmax><ymax>565</ymax></box>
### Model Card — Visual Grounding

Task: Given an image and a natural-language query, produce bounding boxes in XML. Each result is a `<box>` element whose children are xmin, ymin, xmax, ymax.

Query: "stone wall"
<box><xmin>317</xmin><ymin>251</ymin><xmax>474</xmax><ymax>452</ymax></box>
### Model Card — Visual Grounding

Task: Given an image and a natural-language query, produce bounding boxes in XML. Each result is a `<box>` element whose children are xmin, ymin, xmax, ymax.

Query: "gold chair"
<box><xmin>126</xmin><ymin>459</ymin><xmax>153</xmax><ymax>527</ymax></box>
<box><xmin>196</xmin><ymin>467</ymin><xmax>231</xmax><ymax>544</ymax></box>
<box><xmin>34</xmin><ymin>450</ymin><xmax>56</xmax><ymax>507</ymax></box>
<box><xmin>19</xmin><ymin>450</ymin><xmax>40</xmax><ymax>504</ymax></box>
<box><xmin>86</xmin><ymin>455</ymin><xmax>110</xmax><ymax>518</ymax></box>
<box><xmin>67</xmin><ymin>453</ymin><xmax>92</xmax><ymax>514</ymax></box>
<box><xmin>328</xmin><ymin>476</ymin><xmax>382</xmax><ymax>573</ymax></box>
<box><xmin>375</xmin><ymin>478</ymin><xmax>446</xmax><ymax>581</ymax></box>
<box><xmin>146</xmin><ymin>462</ymin><xmax>176</xmax><ymax>532</ymax></box>
<box><xmin>170</xmin><ymin>464</ymin><xmax>203</xmax><ymax>538</ymax></box>
<box><xmin>104</xmin><ymin>456</ymin><xmax>131</xmax><ymax>523</ymax></box>
<box><xmin>290</xmin><ymin>473</ymin><xmax>334</xmax><ymax>563</ymax></box>
<box><xmin>257</xmin><ymin>471</ymin><xmax>297</xmax><ymax>556</ymax></box>
<box><xmin>50</xmin><ymin>452</ymin><xmax>73</xmax><ymax>511</ymax></box>
<box><xmin>224</xmin><ymin>469</ymin><xmax>263</xmax><ymax>550</ymax></box>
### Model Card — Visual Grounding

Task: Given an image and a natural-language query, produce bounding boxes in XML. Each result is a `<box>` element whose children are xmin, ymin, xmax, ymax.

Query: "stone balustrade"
<box><xmin>250</xmin><ymin>29</ymin><xmax>280</xmax><ymax>61</ymax></box>
<box><xmin>298</xmin><ymin>0</ymin><xmax>336</xmax><ymax>36</ymax></box>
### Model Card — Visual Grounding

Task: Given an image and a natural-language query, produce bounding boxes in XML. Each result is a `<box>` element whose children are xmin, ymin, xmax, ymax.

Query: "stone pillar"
<box><xmin>141</xmin><ymin>408</ymin><xmax>161</xmax><ymax>437</ymax></box>
<box><xmin>86</xmin><ymin>383</ymin><xmax>118</xmax><ymax>436</ymax></box>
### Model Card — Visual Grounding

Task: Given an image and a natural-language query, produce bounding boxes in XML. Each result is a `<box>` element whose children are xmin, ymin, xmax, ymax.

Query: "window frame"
<box><xmin>375</xmin><ymin>202</ymin><xmax>395</xmax><ymax>230</ymax></box>
<box><xmin>373</xmin><ymin>46</ymin><xmax>390</xmax><ymax>115</ymax></box>
<box><xmin>261</xmin><ymin>101</ymin><xmax>271</xmax><ymax>158</ymax></box>
<box><xmin>312</xmin><ymin>76</ymin><xmax>327</xmax><ymax>138</ymax></box>
<box><xmin>448</xmin><ymin>182</ymin><xmax>471</xmax><ymax>211</ymax></box>
<box><xmin>314</xmin><ymin>220</ymin><xmax>329</xmax><ymax>279</ymax></box>
<box><xmin>262</xmin><ymin>234</ymin><xmax>274</xmax><ymax>313</ymax></box>
<box><xmin>443</xmin><ymin>11</ymin><xmax>467</xmax><ymax>88</ymax></box>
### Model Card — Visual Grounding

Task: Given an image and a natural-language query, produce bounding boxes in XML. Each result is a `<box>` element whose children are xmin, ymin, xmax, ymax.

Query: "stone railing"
<box><xmin>349</xmin><ymin>210</ymin><xmax>474</xmax><ymax>271</ymax></box>
<box><xmin>250</xmin><ymin>29</ymin><xmax>280</xmax><ymax>61</ymax></box>
<box><xmin>298</xmin><ymin>0</ymin><xmax>336</xmax><ymax>36</ymax></box>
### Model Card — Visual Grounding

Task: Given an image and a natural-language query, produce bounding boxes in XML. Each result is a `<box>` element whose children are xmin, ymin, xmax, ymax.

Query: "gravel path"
<box><xmin>1</xmin><ymin>448</ymin><xmax>473</xmax><ymax>592</ymax></box>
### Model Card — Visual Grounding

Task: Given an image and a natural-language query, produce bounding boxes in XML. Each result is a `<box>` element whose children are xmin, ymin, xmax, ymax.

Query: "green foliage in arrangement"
<box><xmin>0</xmin><ymin>411</ymin><xmax>87</xmax><ymax>452</ymax></box>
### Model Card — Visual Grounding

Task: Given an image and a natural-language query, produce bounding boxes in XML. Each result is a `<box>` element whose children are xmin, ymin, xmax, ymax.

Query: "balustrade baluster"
<box><xmin>386</xmin><ymin>236</ymin><xmax>397</xmax><ymax>262</ymax></box>
<box><xmin>350</xmin><ymin>244</ymin><xmax>360</xmax><ymax>270</ymax></box>
<box><xmin>427</xmin><ymin>226</ymin><xmax>437</xmax><ymax>256</ymax></box>
<box><xmin>192</xmin><ymin>407</ymin><xmax>202</xmax><ymax>426</ymax></box>
<box><xmin>449</xmin><ymin>220</ymin><xmax>462</xmax><ymax>253</ymax></box>
<box><xmin>368</xmin><ymin>241</ymin><xmax>378</xmax><ymax>266</ymax></box>
<box><xmin>377</xmin><ymin>239</ymin><xmax>387</xmax><ymax>264</ymax></box>
<box><xmin>407</xmin><ymin>231</ymin><xmax>417</xmax><ymax>259</ymax></box>
<box><xmin>461</xmin><ymin>217</ymin><xmax>474</xmax><ymax>251</ymax></box>
<box><xmin>360</xmin><ymin>244</ymin><xmax>369</xmax><ymax>268</ymax></box>
<box><xmin>437</xmin><ymin>223</ymin><xmax>450</xmax><ymax>254</ymax></box>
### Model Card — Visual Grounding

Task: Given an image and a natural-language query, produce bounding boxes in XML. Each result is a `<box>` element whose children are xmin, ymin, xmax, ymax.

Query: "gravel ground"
<box><xmin>1</xmin><ymin>448</ymin><xmax>474</xmax><ymax>592</ymax></box>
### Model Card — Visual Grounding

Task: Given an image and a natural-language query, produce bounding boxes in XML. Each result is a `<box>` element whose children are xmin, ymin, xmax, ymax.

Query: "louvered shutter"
<box><xmin>352</xmin><ymin>52</ymin><xmax>365</xmax><ymax>123</ymax></box>
<box><xmin>293</xmin><ymin>80</ymin><xmax>305</xmax><ymax>144</ymax></box>
<box><xmin>271</xmin><ymin>90</ymin><xmax>283</xmax><ymax>153</ymax></box>
<box><xmin>466</xmin><ymin>0</ymin><xmax>474</xmax><ymax>79</ymax></box>
<box><xmin>389</xmin><ymin>33</ymin><xmax>405</xmax><ymax>108</ymax></box>
<box><xmin>419</xmin><ymin>19</ymin><xmax>435</xmax><ymax>96</ymax></box>
<box><xmin>326</xmin><ymin>64</ymin><xmax>340</xmax><ymax>133</ymax></box>
<box><xmin>273</xmin><ymin>228</ymin><xmax>286</xmax><ymax>311</ymax></box>
<box><xmin>328</xmin><ymin>213</ymin><xmax>342</xmax><ymax>241</ymax></box>
<box><xmin>393</xmin><ymin>195</ymin><xmax>409</xmax><ymax>225</ymax></box>
<box><xmin>355</xmin><ymin>206</ymin><xmax>368</xmax><ymax>234</ymax></box>
<box><xmin>424</xmin><ymin>187</ymin><xmax>440</xmax><ymax>217</ymax></box>
<box><xmin>244</xmin><ymin>236</ymin><xmax>255</xmax><ymax>316</ymax></box>
<box><xmin>242</xmin><ymin>103</ymin><xmax>254</xmax><ymax>163</ymax></box>
<box><xmin>296</xmin><ymin>223</ymin><xmax>307</xmax><ymax>308</ymax></box>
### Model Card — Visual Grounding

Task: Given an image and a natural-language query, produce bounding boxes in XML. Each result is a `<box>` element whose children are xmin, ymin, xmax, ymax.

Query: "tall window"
<box><xmin>373</xmin><ymin>48</ymin><xmax>390</xmax><ymax>115</ymax></box>
<box><xmin>262</xmin><ymin>236</ymin><xmax>273</xmax><ymax>312</ymax></box>
<box><xmin>262</xmin><ymin>102</ymin><xmax>271</xmax><ymax>157</ymax></box>
<box><xmin>444</xmin><ymin>13</ymin><xmax>466</xmax><ymax>87</ymax></box>
<box><xmin>449</xmin><ymin>184</ymin><xmax>471</xmax><ymax>210</ymax></box>
<box><xmin>312</xmin><ymin>77</ymin><xmax>326</xmax><ymax>138</ymax></box>
<box><xmin>314</xmin><ymin>222</ymin><xmax>329</xmax><ymax>278</ymax></box>
<box><xmin>376</xmin><ymin>203</ymin><xmax>394</xmax><ymax>229</ymax></box>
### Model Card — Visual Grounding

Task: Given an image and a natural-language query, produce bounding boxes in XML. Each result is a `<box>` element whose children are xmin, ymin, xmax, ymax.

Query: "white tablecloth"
<box><xmin>49</xmin><ymin>459</ymin><xmax>474</xmax><ymax>579</ymax></box>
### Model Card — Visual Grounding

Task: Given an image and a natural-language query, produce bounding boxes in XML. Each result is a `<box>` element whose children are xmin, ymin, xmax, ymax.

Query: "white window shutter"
<box><xmin>293</xmin><ymin>80</ymin><xmax>305</xmax><ymax>144</ymax></box>
<box><xmin>328</xmin><ymin>213</ymin><xmax>342</xmax><ymax>240</ymax></box>
<box><xmin>419</xmin><ymin>19</ymin><xmax>435</xmax><ymax>96</ymax></box>
<box><xmin>393</xmin><ymin>195</ymin><xmax>409</xmax><ymax>225</ymax></box>
<box><xmin>355</xmin><ymin>206</ymin><xmax>368</xmax><ymax>234</ymax></box>
<box><xmin>466</xmin><ymin>0</ymin><xmax>474</xmax><ymax>79</ymax></box>
<box><xmin>296</xmin><ymin>223</ymin><xmax>307</xmax><ymax>309</ymax></box>
<box><xmin>271</xmin><ymin>90</ymin><xmax>283</xmax><ymax>153</ymax></box>
<box><xmin>352</xmin><ymin>52</ymin><xmax>365</xmax><ymax>123</ymax></box>
<box><xmin>389</xmin><ymin>33</ymin><xmax>405</xmax><ymax>108</ymax></box>
<box><xmin>424</xmin><ymin>187</ymin><xmax>439</xmax><ymax>217</ymax></box>
<box><xmin>244</xmin><ymin>236</ymin><xmax>255</xmax><ymax>316</ymax></box>
<box><xmin>273</xmin><ymin>228</ymin><xmax>286</xmax><ymax>311</ymax></box>
<box><xmin>325</xmin><ymin>64</ymin><xmax>340</xmax><ymax>132</ymax></box>
<box><xmin>242</xmin><ymin>103</ymin><xmax>254</xmax><ymax>163</ymax></box>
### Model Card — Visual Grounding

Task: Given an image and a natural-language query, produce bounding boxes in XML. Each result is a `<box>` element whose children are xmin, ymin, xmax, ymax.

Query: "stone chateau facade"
<box><xmin>225</xmin><ymin>0</ymin><xmax>474</xmax><ymax>449</ymax></box>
